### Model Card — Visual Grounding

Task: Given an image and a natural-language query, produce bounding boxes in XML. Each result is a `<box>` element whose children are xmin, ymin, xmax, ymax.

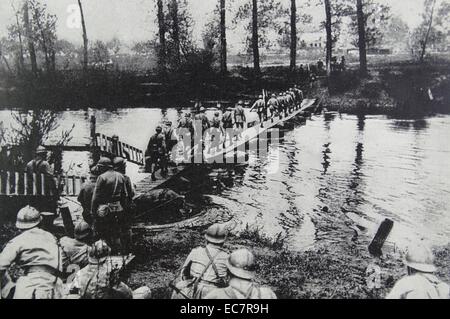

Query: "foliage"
<box><xmin>233</xmin><ymin>0</ymin><xmax>287</xmax><ymax>53</ymax></box>
<box><xmin>410</xmin><ymin>0</ymin><xmax>450</xmax><ymax>61</ymax></box>
<box><xmin>277</xmin><ymin>3</ymin><xmax>313</xmax><ymax>50</ymax></box>
<box><xmin>348</xmin><ymin>0</ymin><xmax>391</xmax><ymax>49</ymax></box>
<box><xmin>90</xmin><ymin>40</ymin><xmax>110</xmax><ymax>64</ymax></box>
<box><xmin>0</xmin><ymin>110</ymin><xmax>74</xmax><ymax>164</ymax></box>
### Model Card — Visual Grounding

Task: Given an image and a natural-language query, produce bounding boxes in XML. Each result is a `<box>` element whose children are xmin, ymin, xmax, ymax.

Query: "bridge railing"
<box><xmin>95</xmin><ymin>133</ymin><xmax>144</xmax><ymax>166</ymax></box>
<box><xmin>0</xmin><ymin>171</ymin><xmax>87</xmax><ymax>197</ymax></box>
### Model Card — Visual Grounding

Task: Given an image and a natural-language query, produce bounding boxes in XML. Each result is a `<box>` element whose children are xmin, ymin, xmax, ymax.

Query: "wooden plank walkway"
<box><xmin>133</xmin><ymin>98</ymin><xmax>317</xmax><ymax>195</ymax></box>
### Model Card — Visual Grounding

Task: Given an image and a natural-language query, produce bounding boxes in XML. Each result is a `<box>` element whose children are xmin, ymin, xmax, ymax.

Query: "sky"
<box><xmin>0</xmin><ymin>0</ymin><xmax>427</xmax><ymax>53</ymax></box>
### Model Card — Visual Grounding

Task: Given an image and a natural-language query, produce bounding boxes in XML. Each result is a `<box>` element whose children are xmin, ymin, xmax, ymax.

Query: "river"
<box><xmin>1</xmin><ymin>108</ymin><xmax>449</xmax><ymax>251</ymax></box>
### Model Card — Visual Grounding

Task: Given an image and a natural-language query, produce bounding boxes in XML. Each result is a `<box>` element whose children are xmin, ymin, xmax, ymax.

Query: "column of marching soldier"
<box><xmin>1</xmin><ymin>89</ymin><xmax>449</xmax><ymax>299</ymax></box>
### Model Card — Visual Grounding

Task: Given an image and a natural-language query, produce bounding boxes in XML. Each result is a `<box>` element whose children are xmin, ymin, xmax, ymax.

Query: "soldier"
<box><xmin>164</xmin><ymin>121</ymin><xmax>178</xmax><ymax>160</ymax></box>
<box><xmin>267</xmin><ymin>94</ymin><xmax>279</xmax><ymax>122</ymax></box>
<box><xmin>286</xmin><ymin>90</ymin><xmax>295</xmax><ymax>113</ymax></box>
<box><xmin>221</xmin><ymin>107</ymin><xmax>234</xmax><ymax>148</ymax></box>
<box><xmin>91</xmin><ymin>157</ymin><xmax>129</xmax><ymax>254</ymax></box>
<box><xmin>177</xmin><ymin>113</ymin><xmax>194</xmax><ymax>161</ymax></box>
<box><xmin>294</xmin><ymin>85</ymin><xmax>304</xmax><ymax>108</ymax></box>
<box><xmin>60</xmin><ymin>221</ymin><xmax>93</xmax><ymax>271</ymax></box>
<box><xmin>209</xmin><ymin>112</ymin><xmax>223</xmax><ymax>154</ymax></box>
<box><xmin>234</xmin><ymin>100</ymin><xmax>246</xmax><ymax>139</ymax></box>
<box><xmin>172</xmin><ymin>224</ymin><xmax>229</xmax><ymax>299</ymax></box>
<box><xmin>26</xmin><ymin>146</ymin><xmax>57</xmax><ymax>210</ymax></box>
<box><xmin>204</xmin><ymin>248</ymin><xmax>277</xmax><ymax>299</ymax></box>
<box><xmin>0</xmin><ymin>206</ymin><xmax>63</xmax><ymax>299</ymax></box>
<box><xmin>78</xmin><ymin>165</ymin><xmax>100</xmax><ymax>225</ymax></box>
<box><xmin>386</xmin><ymin>244</ymin><xmax>450</xmax><ymax>299</ymax></box>
<box><xmin>250</xmin><ymin>95</ymin><xmax>266</xmax><ymax>128</ymax></box>
<box><xmin>112</xmin><ymin>156</ymin><xmax>134</xmax><ymax>254</ymax></box>
<box><xmin>145</xmin><ymin>126</ymin><xmax>167</xmax><ymax>180</ymax></box>
<box><xmin>194</xmin><ymin>107</ymin><xmax>210</xmax><ymax>152</ymax></box>
<box><xmin>69</xmin><ymin>240</ymin><xmax>133</xmax><ymax>299</ymax></box>
<box><xmin>278</xmin><ymin>93</ymin><xmax>287</xmax><ymax>118</ymax></box>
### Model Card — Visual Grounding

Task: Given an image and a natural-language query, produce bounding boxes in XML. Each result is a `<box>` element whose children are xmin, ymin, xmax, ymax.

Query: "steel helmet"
<box><xmin>200</xmin><ymin>107</ymin><xmax>206</xmax><ymax>112</ymax></box>
<box><xmin>237</xmin><ymin>100</ymin><xmax>244</xmax><ymax>105</ymax></box>
<box><xmin>405</xmin><ymin>244</ymin><xmax>437</xmax><ymax>273</ymax></box>
<box><xmin>132</xmin><ymin>286</ymin><xmax>152</xmax><ymax>299</ymax></box>
<box><xmin>74</xmin><ymin>221</ymin><xmax>92</xmax><ymax>240</ymax></box>
<box><xmin>35</xmin><ymin>146</ymin><xmax>47</xmax><ymax>155</ymax></box>
<box><xmin>227</xmin><ymin>248</ymin><xmax>255</xmax><ymax>280</ymax></box>
<box><xmin>16</xmin><ymin>205</ymin><xmax>42</xmax><ymax>230</ymax></box>
<box><xmin>214</xmin><ymin>111</ymin><xmax>220</xmax><ymax>117</ymax></box>
<box><xmin>279</xmin><ymin>93</ymin><xmax>284</xmax><ymax>96</ymax></box>
<box><xmin>97</xmin><ymin>157</ymin><xmax>112</xmax><ymax>168</ymax></box>
<box><xmin>156</xmin><ymin>126</ymin><xmax>163</xmax><ymax>132</ymax></box>
<box><xmin>113</xmin><ymin>156</ymin><xmax>126</xmax><ymax>169</ymax></box>
<box><xmin>205</xmin><ymin>223</ymin><xmax>228</xmax><ymax>244</ymax></box>
<box><xmin>271</xmin><ymin>94</ymin><xmax>276</xmax><ymax>98</ymax></box>
<box><xmin>258</xmin><ymin>95</ymin><xmax>263</xmax><ymax>99</ymax></box>
<box><xmin>89</xmin><ymin>240</ymin><xmax>111</xmax><ymax>263</ymax></box>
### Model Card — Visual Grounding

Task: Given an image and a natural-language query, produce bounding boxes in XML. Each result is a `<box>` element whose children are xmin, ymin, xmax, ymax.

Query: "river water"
<box><xmin>1</xmin><ymin>108</ymin><xmax>449</xmax><ymax>250</ymax></box>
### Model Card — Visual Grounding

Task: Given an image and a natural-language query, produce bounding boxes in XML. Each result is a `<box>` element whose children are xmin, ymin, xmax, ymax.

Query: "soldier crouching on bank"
<box><xmin>59</xmin><ymin>221</ymin><xmax>93</xmax><ymax>272</ymax></box>
<box><xmin>204</xmin><ymin>248</ymin><xmax>277</xmax><ymax>299</ymax></box>
<box><xmin>171</xmin><ymin>224</ymin><xmax>229</xmax><ymax>299</ymax></box>
<box><xmin>0</xmin><ymin>206</ymin><xmax>63</xmax><ymax>299</ymax></box>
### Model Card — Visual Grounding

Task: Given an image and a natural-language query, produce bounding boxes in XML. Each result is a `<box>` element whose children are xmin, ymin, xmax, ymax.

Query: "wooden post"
<box><xmin>14</xmin><ymin>172</ymin><xmax>19</xmax><ymax>195</ymax></box>
<box><xmin>32</xmin><ymin>173</ymin><xmax>37</xmax><ymax>195</ymax></box>
<box><xmin>90</xmin><ymin>116</ymin><xmax>100</xmax><ymax>164</ymax></box>
<box><xmin>24</xmin><ymin>172</ymin><xmax>28</xmax><ymax>195</ymax></box>
<box><xmin>369</xmin><ymin>218</ymin><xmax>394</xmax><ymax>256</ymax></box>
<box><xmin>41</xmin><ymin>173</ymin><xmax>45</xmax><ymax>196</ymax></box>
<box><xmin>6</xmin><ymin>171</ymin><xmax>11</xmax><ymax>195</ymax></box>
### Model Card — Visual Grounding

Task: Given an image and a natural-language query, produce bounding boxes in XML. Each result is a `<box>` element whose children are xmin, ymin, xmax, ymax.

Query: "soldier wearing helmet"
<box><xmin>69</xmin><ymin>240</ymin><xmax>133</xmax><ymax>299</ymax></box>
<box><xmin>91</xmin><ymin>157</ymin><xmax>130</xmax><ymax>254</ymax></box>
<box><xmin>205</xmin><ymin>248</ymin><xmax>277</xmax><ymax>299</ymax></box>
<box><xmin>171</xmin><ymin>224</ymin><xmax>230</xmax><ymax>299</ymax></box>
<box><xmin>386</xmin><ymin>243</ymin><xmax>449</xmax><ymax>299</ymax></box>
<box><xmin>277</xmin><ymin>93</ymin><xmax>286</xmax><ymax>119</ymax></box>
<box><xmin>25</xmin><ymin>146</ymin><xmax>57</xmax><ymax>209</ymax></box>
<box><xmin>267</xmin><ymin>93</ymin><xmax>279</xmax><ymax>122</ymax></box>
<box><xmin>209</xmin><ymin>112</ymin><xmax>223</xmax><ymax>154</ymax></box>
<box><xmin>145</xmin><ymin>126</ymin><xmax>167</xmax><ymax>181</ymax></box>
<box><xmin>0</xmin><ymin>206</ymin><xmax>63</xmax><ymax>299</ymax></box>
<box><xmin>234</xmin><ymin>101</ymin><xmax>247</xmax><ymax>138</ymax></box>
<box><xmin>78</xmin><ymin>164</ymin><xmax>100</xmax><ymax>225</ymax></box>
<box><xmin>59</xmin><ymin>221</ymin><xmax>93</xmax><ymax>271</ymax></box>
<box><xmin>250</xmin><ymin>95</ymin><xmax>266</xmax><ymax>128</ymax></box>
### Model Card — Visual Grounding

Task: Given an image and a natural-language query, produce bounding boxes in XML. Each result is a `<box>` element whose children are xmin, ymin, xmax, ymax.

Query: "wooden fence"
<box><xmin>95</xmin><ymin>133</ymin><xmax>144</xmax><ymax>166</ymax></box>
<box><xmin>0</xmin><ymin>171</ymin><xmax>87</xmax><ymax>197</ymax></box>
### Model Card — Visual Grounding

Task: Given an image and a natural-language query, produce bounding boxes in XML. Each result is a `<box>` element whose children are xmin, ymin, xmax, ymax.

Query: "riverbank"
<box><xmin>2</xmin><ymin>58</ymin><xmax>449</xmax><ymax>113</ymax></box>
<box><xmin>320</xmin><ymin>57</ymin><xmax>450</xmax><ymax>116</ymax></box>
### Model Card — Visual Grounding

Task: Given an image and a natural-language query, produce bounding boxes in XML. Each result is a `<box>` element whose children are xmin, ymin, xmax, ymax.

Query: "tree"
<box><xmin>234</xmin><ymin>0</ymin><xmax>285</xmax><ymax>77</ymax></box>
<box><xmin>252</xmin><ymin>0</ymin><xmax>261</xmax><ymax>76</ymax></box>
<box><xmin>410</xmin><ymin>0</ymin><xmax>450</xmax><ymax>61</ymax></box>
<box><xmin>290</xmin><ymin>0</ymin><xmax>297</xmax><ymax>72</ymax></box>
<box><xmin>91</xmin><ymin>40</ymin><xmax>109</xmax><ymax>64</ymax></box>
<box><xmin>23</xmin><ymin>0</ymin><xmax>38</xmax><ymax>75</ymax></box>
<box><xmin>77</xmin><ymin>0</ymin><xmax>89</xmax><ymax>72</ymax></box>
<box><xmin>220</xmin><ymin>0</ymin><xmax>227</xmax><ymax>75</ymax></box>
<box><xmin>29</xmin><ymin>0</ymin><xmax>58</xmax><ymax>73</ymax></box>
<box><xmin>324</xmin><ymin>0</ymin><xmax>332</xmax><ymax>76</ymax></box>
<box><xmin>169</xmin><ymin>0</ymin><xmax>181</xmax><ymax>65</ymax></box>
<box><xmin>156</xmin><ymin>0</ymin><xmax>167</xmax><ymax>73</ymax></box>
<box><xmin>356</xmin><ymin>0</ymin><xmax>367</xmax><ymax>76</ymax></box>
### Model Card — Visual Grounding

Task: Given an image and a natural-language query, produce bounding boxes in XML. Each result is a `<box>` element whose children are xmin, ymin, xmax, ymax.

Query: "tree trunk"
<box><xmin>324</xmin><ymin>0</ymin><xmax>332</xmax><ymax>77</ymax></box>
<box><xmin>420</xmin><ymin>0</ymin><xmax>436</xmax><ymax>63</ymax></box>
<box><xmin>220</xmin><ymin>0</ymin><xmax>227</xmax><ymax>75</ymax></box>
<box><xmin>15</xmin><ymin>12</ymin><xmax>25</xmax><ymax>72</ymax></box>
<box><xmin>23</xmin><ymin>1</ymin><xmax>38</xmax><ymax>75</ymax></box>
<box><xmin>78</xmin><ymin>0</ymin><xmax>89</xmax><ymax>72</ymax></box>
<box><xmin>157</xmin><ymin>0</ymin><xmax>167</xmax><ymax>73</ymax></box>
<box><xmin>356</xmin><ymin>0</ymin><xmax>367</xmax><ymax>76</ymax></box>
<box><xmin>290</xmin><ymin>0</ymin><xmax>297</xmax><ymax>73</ymax></box>
<box><xmin>170</xmin><ymin>0</ymin><xmax>181</xmax><ymax>65</ymax></box>
<box><xmin>252</xmin><ymin>0</ymin><xmax>260</xmax><ymax>76</ymax></box>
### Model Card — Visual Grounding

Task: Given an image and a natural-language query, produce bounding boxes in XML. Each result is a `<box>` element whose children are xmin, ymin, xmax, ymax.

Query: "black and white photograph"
<box><xmin>0</xmin><ymin>0</ymin><xmax>449</xmax><ymax>304</ymax></box>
